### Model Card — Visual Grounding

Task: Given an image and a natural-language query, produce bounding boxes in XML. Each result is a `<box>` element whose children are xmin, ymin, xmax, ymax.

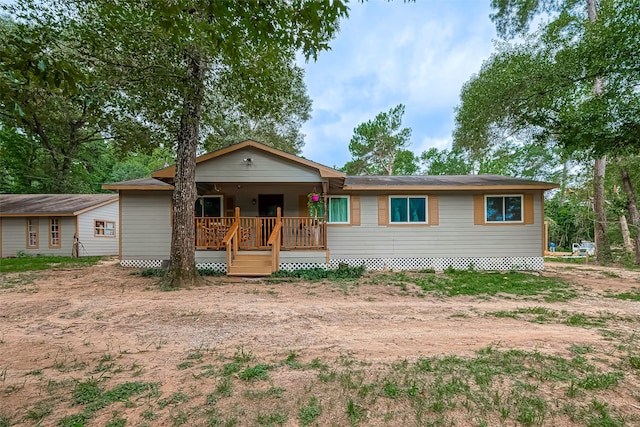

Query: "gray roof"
<box><xmin>344</xmin><ymin>175</ymin><xmax>558</xmax><ymax>190</ymax></box>
<box><xmin>102</xmin><ymin>177</ymin><xmax>174</xmax><ymax>190</ymax></box>
<box><xmin>0</xmin><ymin>194</ymin><xmax>118</xmax><ymax>216</ymax></box>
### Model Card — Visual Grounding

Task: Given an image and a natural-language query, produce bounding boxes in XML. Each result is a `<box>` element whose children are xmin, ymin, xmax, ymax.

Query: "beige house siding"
<box><xmin>120</xmin><ymin>191</ymin><xmax>172</xmax><ymax>260</ymax></box>
<box><xmin>77</xmin><ymin>201</ymin><xmax>120</xmax><ymax>256</ymax></box>
<box><xmin>327</xmin><ymin>191</ymin><xmax>543</xmax><ymax>259</ymax></box>
<box><xmin>1</xmin><ymin>216</ymin><xmax>76</xmax><ymax>257</ymax></box>
<box><xmin>195</xmin><ymin>147</ymin><xmax>322</xmax><ymax>183</ymax></box>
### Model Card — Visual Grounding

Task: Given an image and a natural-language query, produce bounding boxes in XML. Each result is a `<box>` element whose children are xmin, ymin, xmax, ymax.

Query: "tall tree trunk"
<box><xmin>165</xmin><ymin>49</ymin><xmax>206</xmax><ymax>288</ymax></box>
<box><xmin>587</xmin><ymin>0</ymin><xmax>611</xmax><ymax>264</ymax></box>
<box><xmin>593</xmin><ymin>156</ymin><xmax>612</xmax><ymax>263</ymax></box>
<box><xmin>619</xmin><ymin>215</ymin><xmax>633</xmax><ymax>252</ymax></box>
<box><xmin>621</xmin><ymin>167</ymin><xmax>640</xmax><ymax>265</ymax></box>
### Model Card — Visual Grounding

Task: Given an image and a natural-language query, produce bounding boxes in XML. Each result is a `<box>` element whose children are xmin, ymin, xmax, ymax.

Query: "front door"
<box><xmin>258</xmin><ymin>194</ymin><xmax>283</xmax><ymax>247</ymax></box>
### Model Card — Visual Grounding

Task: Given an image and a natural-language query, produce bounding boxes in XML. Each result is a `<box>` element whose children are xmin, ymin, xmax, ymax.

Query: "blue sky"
<box><xmin>299</xmin><ymin>0</ymin><xmax>497</xmax><ymax>169</ymax></box>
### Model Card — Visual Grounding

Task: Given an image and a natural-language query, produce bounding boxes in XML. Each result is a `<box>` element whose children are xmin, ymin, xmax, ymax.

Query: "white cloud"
<box><xmin>301</xmin><ymin>1</ymin><xmax>496</xmax><ymax>168</ymax></box>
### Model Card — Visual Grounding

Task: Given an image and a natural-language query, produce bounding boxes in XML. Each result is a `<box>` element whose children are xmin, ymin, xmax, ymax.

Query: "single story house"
<box><xmin>103</xmin><ymin>140</ymin><xmax>558</xmax><ymax>275</ymax></box>
<box><xmin>0</xmin><ymin>194</ymin><xmax>119</xmax><ymax>258</ymax></box>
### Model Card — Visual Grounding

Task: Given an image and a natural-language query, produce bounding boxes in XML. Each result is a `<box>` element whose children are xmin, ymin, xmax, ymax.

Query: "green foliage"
<box><xmin>457</xmin><ymin>1</ymin><xmax>640</xmax><ymax>160</ymax></box>
<box><xmin>412</xmin><ymin>270</ymin><xmax>575</xmax><ymax>300</ymax></box>
<box><xmin>269</xmin><ymin>265</ymin><xmax>365</xmax><ymax>281</ymax></box>
<box><xmin>342</xmin><ymin>104</ymin><xmax>413</xmax><ymax>176</ymax></box>
<box><xmin>0</xmin><ymin>255</ymin><xmax>103</xmax><ymax>273</ymax></box>
<box><xmin>606</xmin><ymin>290</ymin><xmax>640</xmax><ymax>302</ymax></box>
<box><xmin>298</xmin><ymin>396</ymin><xmax>322</xmax><ymax>426</ymax></box>
<box><xmin>238</xmin><ymin>364</ymin><xmax>271</xmax><ymax>382</ymax></box>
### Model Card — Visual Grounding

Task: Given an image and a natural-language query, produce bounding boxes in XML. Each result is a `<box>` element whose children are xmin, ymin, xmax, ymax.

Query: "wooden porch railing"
<box><xmin>195</xmin><ymin>215</ymin><xmax>325</xmax><ymax>250</ymax></box>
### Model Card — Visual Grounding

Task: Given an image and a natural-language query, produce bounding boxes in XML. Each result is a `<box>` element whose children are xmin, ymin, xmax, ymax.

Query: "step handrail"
<box><xmin>267</xmin><ymin>220</ymin><xmax>283</xmax><ymax>273</ymax></box>
<box><xmin>222</xmin><ymin>208</ymin><xmax>241</xmax><ymax>270</ymax></box>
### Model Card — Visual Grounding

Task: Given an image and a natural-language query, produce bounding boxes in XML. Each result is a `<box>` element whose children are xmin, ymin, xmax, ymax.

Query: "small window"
<box><xmin>49</xmin><ymin>218</ymin><xmax>61</xmax><ymax>248</ymax></box>
<box><xmin>485</xmin><ymin>195</ymin><xmax>523</xmax><ymax>223</ymax></box>
<box><xmin>26</xmin><ymin>218</ymin><xmax>39</xmax><ymax>248</ymax></box>
<box><xmin>95</xmin><ymin>220</ymin><xmax>116</xmax><ymax>237</ymax></box>
<box><xmin>389</xmin><ymin>196</ymin><xmax>428</xmax><ymax>223</ymax></box>
<box><xmin>327</xmin><ymin>196</ymin><xmax>350</xmax><ymax>224</ymax></box>
<box><xmin>195</xmin><ymin>196</ymin><xmax>223</xmax><ymax>217</ymax></box>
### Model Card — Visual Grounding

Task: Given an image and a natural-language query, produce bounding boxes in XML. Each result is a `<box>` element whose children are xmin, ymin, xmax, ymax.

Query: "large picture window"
<box><xmin>49</xmin><ymin>218</ymin><xmax>61</xmax><ymax>248</ymax></box>
<box><xmin>389</xmin><ymin>196</ymin><xmax>427</xmax><ymax>223</ymax></box>
<box><xmin>195</xmin><ymin>196</ymin><xmax>223</xmax><ymax>217</ymax></box>
<box><xmin>485</xmin><ymin>195</ymin><xmax>523</xmax><ymax>223</ymax></box>
<box><xmin>327</xmin><ymin>196</ymin><xmax>349</xmax><ymax>224</ymax></box>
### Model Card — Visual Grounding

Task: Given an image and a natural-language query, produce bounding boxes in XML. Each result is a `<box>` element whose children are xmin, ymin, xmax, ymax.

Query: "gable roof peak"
<box><xmin>152</xmin><ymin>139</ymin><xmax>345</xmax><ymax>179</ymax></box>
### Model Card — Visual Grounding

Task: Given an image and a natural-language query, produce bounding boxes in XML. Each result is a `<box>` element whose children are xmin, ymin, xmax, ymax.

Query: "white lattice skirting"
<box><xmin>121</xmin><ymin>257</ymin><xmax>544</xmax><ymax>271</ymax></box>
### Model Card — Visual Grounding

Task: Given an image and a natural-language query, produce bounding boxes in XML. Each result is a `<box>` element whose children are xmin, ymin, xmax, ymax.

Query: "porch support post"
<box><xmin>322</xmin><ymin>181</ymin><xmax>328</xmax><ymax>249</ymax></box>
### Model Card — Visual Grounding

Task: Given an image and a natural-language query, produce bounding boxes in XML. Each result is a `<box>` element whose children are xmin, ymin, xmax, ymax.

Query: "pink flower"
<box><xmin>311</xmin><ymin>194</ymin><xmax>319</xmax><ymax>202</ymax></box>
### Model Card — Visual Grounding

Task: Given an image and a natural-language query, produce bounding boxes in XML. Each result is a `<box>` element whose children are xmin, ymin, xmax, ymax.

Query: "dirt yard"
<box><xmin>1</xmin><ymin>261</ymin><xmax>639</xmax><ymax>426</ymax></box>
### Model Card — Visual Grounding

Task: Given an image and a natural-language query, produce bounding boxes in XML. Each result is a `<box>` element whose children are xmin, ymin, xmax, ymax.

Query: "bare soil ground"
<box><xmin>1</xmin><ymin>261</ymin><xmax>639</xmax><ymax>426</ymax></box>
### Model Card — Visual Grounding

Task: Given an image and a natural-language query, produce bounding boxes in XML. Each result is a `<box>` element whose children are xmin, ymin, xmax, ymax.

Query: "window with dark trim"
<box><xmin>389</xmin><ymin>196</ymin><xmax>428</xmax><ymax>223</ymax></box>
<box><xmin>195</xmin><ymin>195</ymin><xmax>223</xmax><ymax>217</ymax></box>
<box><xmin>485</xmin><ymin>195</ymin><xmax>523</xmax><ymax>223</ymax></box>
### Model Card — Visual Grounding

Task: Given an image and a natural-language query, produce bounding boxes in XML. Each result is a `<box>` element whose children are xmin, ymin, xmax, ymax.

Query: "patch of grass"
<box><xmin>0</xmin><ymin>255</ymin><xmax>103</xmax><ymax>273</ymax></box>
<box><xmin>105</xmin><ymin>416</ymin><xmax>126</xmax><ymax>427</ymax></box>
<box><xmin>238</xmin><ymin>364</ymin><xmax>270</xmax><ymax>381</ymax></box>
<box><xmin>397</xmin><ymin>270</ymin><xmax>577</xmax><ymax>300</ymax></box>
<box><xmin>0</xmin><ymin>272</ymin><xmax>40</xmax><ymax>291</ymax></box>
<box><xmin>58</xmin><ymin>412</ymin><xmax>90</xmax><ymax>427</ymax></box>
<box><xmin>269</xmin><ymin>264</ymin><xmax>365</xmax><ymax>281</ymax></box>
<box><xmin>256</xmin><ymin>411</ymin><xmax>288</xmax><ymax>426</ymax></box>
<box><xmin>177</xmin><ymin>361</ymin><xmax>194</xmax><ymax>370</ymax></box>
<box><xmin>606</xmin><ymin>290</ymin><xmax>640</xmax><ymax>301</ymax></box>
<box><xmin>66</xmin><ymin>379</ymin><xmax>159</xmax><ymax>424</ymax></box>
<box><xmin>299</xmin><ymin>396</ymin><xmax>322</xmax><ymax>426</ymax></box>
<box><xmin>216</xmin><ymin>377</ymin><xmax>233</xmax><ymax>397</ymax></box>
<box><xmin>283</xmin><ymin>351</ymin><xmax>303</xmax><ymax>369</ymax></box>
<box><xmin>158</xmin><ymin>391</ymin><xmax>190</xmax><ymax>409</ymax></box>
<box><xmin>577</xmin><ymin>372</ymin><xmax>624</xmax><ymax>390</ymax></box>
<box><xmin>346</xmin><ymin>398</ymin><xmax>366</xmax><ymax>426</ymax></box>
<box><xmin>25</xmin><ymin>400</ymin><xmax>53</xmax><ymax>423</ymax></box>
<box><xmin>244</xmin><ymin>386</ymin><xmax>285</xmax><ymax>400</ymax></box>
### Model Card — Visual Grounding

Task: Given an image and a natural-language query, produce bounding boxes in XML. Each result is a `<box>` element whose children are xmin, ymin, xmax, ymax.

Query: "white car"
<box><xmin>572</xmin><ymin>241</ymin><xmax>595</xmax><ymax>256</ymax></box>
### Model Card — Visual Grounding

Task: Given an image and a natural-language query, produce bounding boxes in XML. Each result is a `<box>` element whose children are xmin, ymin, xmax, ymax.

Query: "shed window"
<box><xmin>390</xmin><ymin>196</ymin><xmax>427</xmax><ymax>223</ymax></box>
<box><xmin>26</xmin><ymin>218</ymin><xmax>39</xmax><ymax>248</ymax></box>
<box><xmin>485</xmin><ymin>195</ymin><xmax>523</xmax><ymax>222</ymax></box>
<box><xmin>49</xmin><ymin>218</ymin><xmax>61</xmax><ymax>248</ymax></box>
<box><xmin>95</xmin><ymin>220</ymin><xmax>116</xmax><ymax>237</ymax></box>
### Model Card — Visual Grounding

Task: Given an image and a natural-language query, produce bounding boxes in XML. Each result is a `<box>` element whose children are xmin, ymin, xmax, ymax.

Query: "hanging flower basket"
<box><xmin>307</xmin><ymin>192</ymin><xmax>322</xmax><ymax>218</ymax></box>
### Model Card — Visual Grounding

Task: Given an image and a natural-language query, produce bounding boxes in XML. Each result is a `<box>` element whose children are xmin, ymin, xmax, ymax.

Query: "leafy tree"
<box><xmin>419</xmin><ymin>146</ymin><xmax>472</xmax><ymax>176</ymax></box>
<box><xmin>343</xmin><ymin>104</ymin><xmax>413</xmax><ymax>175</ymax></box>
<box><xmin>455</xmin><ymin>0</ymin><xmax>640</xmax><ymax>263</ymax></box>
<box><xmin>66</xmin><ymin>1</ymin><xmax>348</xmax><ymax>287</ymax></box>
<box><xmin>203</xmin><ymin>62</ymin><xmax>312</xmax><ymax>155</ymax></box>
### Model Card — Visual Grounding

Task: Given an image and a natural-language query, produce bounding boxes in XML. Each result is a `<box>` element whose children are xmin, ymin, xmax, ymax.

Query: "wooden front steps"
<box><xmin>227</xmin><ymin>252</ymin><xmax>273</xmax><ymax>277</ymax></box>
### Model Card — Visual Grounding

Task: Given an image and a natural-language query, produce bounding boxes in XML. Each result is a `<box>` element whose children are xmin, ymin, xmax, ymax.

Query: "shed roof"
<box><xmin>343</xmin><ymin>175</ymin><xmax>558</xmax><ymax>191</ymax></box>
<box><xmin>0</xmin><ymin>194</ymin><xmax>118</xmax><ymax>217</ymax></box>
<box><xmin>102</xmin><ymin>177</ymin><xmax>174</xmax><ymax>191</ymax></box>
